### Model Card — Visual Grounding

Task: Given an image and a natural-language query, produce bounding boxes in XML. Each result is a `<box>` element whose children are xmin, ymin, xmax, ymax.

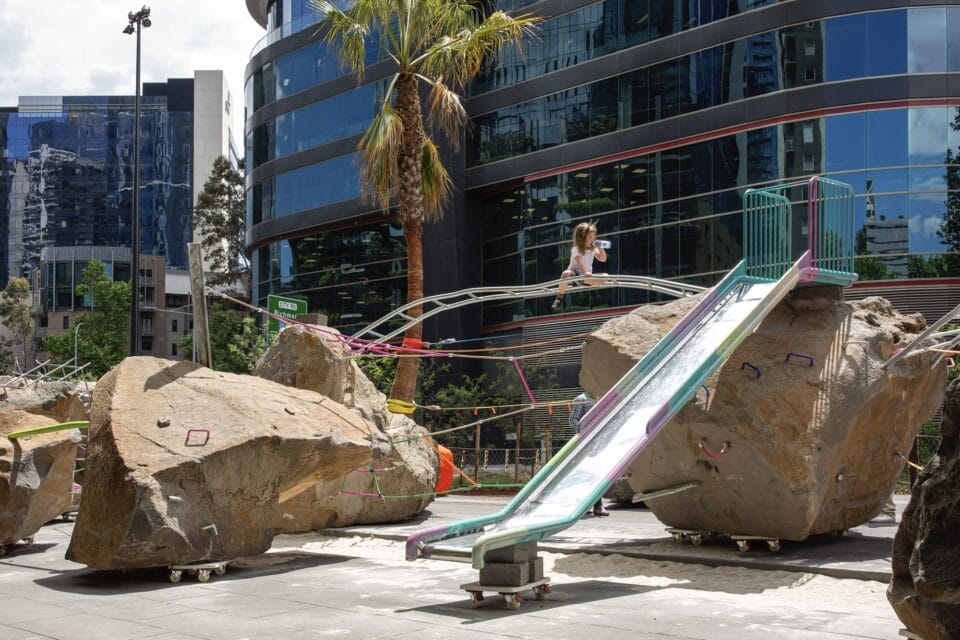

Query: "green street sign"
<box><xmin>267</xmin><ymin>294</ymin><xmax>308</xmax><ymax>340</ymax></box>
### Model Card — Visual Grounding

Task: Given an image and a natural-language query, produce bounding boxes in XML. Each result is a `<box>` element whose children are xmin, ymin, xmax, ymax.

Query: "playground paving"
<box><xmin>0</xmin><ymin>495</ymin><xmax>907</xmax><ymax>640</ymax></box>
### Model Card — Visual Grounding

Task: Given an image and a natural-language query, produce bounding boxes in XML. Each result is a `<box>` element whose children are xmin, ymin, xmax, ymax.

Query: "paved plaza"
<box><xmin>0</xmin><ymin>495</ymin><xmax>908</xmax><ymax>640</ymax></box>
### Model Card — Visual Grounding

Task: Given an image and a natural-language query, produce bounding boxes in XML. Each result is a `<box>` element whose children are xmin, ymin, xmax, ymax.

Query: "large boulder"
<box><xmin>0</xmin><ymin>408</ymin><xmax>80</xmax><ymax>548</ymax></box>
<box><xmin>65</xmin><ymin>357</ymin><xmax>384</xmax><ymax>570</ymax></box>
<box><xmin>255</xmin><ymin>326</ymin><xmax>436</xmax><ymax>531</ymax></box>
<box><xmin>888</xmin><ymin>378</ymin><xmax>960</xmax><ymax>639</ymax></box>
<box><xmin>581</xmin><ymin>287</ymin><xmax>947</xmax><ymax>540</ymax></box>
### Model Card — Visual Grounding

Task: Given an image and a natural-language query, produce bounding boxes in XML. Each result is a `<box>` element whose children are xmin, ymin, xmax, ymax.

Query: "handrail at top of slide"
<box><xmin>466</xmin><ymin>253</ymin><xmax>807</xmax><ymax>569</ymax></box>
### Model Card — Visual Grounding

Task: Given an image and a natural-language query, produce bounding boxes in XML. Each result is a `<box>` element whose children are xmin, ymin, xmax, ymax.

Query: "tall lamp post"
<box><xmin>123</xmin><ymin>6</ymin><xmax>151</xmax><ymax>356</ymax></box>
<box><xmin>73</xmin><ymin>322</ymin><xmax>83</xmax><ymax>367</ymax></box>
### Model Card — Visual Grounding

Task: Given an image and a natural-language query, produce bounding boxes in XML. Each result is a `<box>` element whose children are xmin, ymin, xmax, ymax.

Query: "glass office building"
<box><xmin>0</xmin><ymin>82</ymin><xmax>195</xmax><ymax>285</ymax></box>
<box><xmin>244</xmin><ymin>1</ymin><xmax>960</xmax><ymax>343</ymax></box>
<box><xmin>1</xmin><ymin>72</ymin><xmax>234</xmax><ymax>357</ymax></box>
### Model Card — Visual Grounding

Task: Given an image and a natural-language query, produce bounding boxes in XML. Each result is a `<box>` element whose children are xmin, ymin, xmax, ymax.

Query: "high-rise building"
<box><xmin>244</xmin><ymin>1</ymin><xmax>960</xmax><ymax>411</ymax></box>
<box><xmin>0</xmin><ymin>71</ymin><xmax>235</xmax><ymax>358</ymax></box>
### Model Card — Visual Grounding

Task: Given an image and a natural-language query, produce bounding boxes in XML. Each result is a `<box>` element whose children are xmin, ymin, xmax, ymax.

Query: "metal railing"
<box><xmin>352</xmin><ymin>274</ymin><xmax>706</xmax><ymax>341</ymax></box>
<box><xmin>742</xmin><ymin>176</ymin><xmax>856</xmax><ymax>284</ymax></box>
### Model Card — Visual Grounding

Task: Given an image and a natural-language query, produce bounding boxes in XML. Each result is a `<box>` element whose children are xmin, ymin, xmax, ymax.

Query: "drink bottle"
<box><xmin>593</xmin><ymin>240</ymin><xmax>612</xmax><ymax>249</ymax></box>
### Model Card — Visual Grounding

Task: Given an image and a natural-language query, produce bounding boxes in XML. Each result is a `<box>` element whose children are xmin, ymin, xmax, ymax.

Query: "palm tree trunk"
<box><xmin>389</xmin><ymin>72</ymin><xmax>427</xmax><ymax>405</ymax></box>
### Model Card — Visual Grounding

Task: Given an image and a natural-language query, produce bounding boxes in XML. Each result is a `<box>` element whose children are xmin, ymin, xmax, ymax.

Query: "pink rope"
<box><xmin>513</xmin><ymin>359</ymin><xmax>537</xmax><ymax>407</ymax></box>
<box><xmin>698</xmin><ymin>441</ymin><xmax>728</xmax><ymax>459</ymax></box>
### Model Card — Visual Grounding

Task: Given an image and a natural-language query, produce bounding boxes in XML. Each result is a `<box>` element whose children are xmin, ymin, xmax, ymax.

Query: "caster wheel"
<box><xmin>197</xmin><ymin>569</ymin><xmax>210</xmax><ymax>582</ymax></box>
<box><xmin>672</xmin><ymin>533</ymin><xmax>684</xmax><ymax>544</ymax></box>
<box><xmin>835</xmin><ymin>529</ymin><xmax>846</xmax><ymax>537</ymax></box>
<box><xmin>0</xmin><ymin>545</ymin><xmax>6</xmax><ymax>557</ymax></box>
<box><xmin>504</xmin><ymin>593</ymin><xmax>522</xmax><ymax>610</ymax></box>
<box><xmin>690</xmin><ymin>534</ymin><xmax>703</xmax><ymax>546</ymax></box>
<box><xmin>736</xmin><ymin>540</ymin><xmax>750</xmax><ymax>552</ymax></box>
<box><xmin>169</xmin><ymin>570</ymin><xmax>182</xmax><ymax>583</ymax></box>
<box><xmin>22</xmin><ymin>537</ymin><xmax>34</xmax><ymax>548</ymax></box>
<box><xmin>469</xmin><ymin>591</ymin><xmax>484</xmax><ymax>608</ymax></box>
<box><xmin>534</xmin><ymin>585</ymin><xmax>548</xmax><ymax>601</ymax></box>
<box><xmin>214</xmin><ymin>565</ymin><xmax>226</xmax><ymax>576</ymax></box>
<box><xmin>767</xmin><ymin>540</ymin><xmax>781</xmax><ymax>553</ymax></box>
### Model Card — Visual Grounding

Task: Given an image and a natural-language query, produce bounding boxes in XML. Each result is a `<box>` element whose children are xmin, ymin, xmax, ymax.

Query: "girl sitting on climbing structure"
<box><xmin>551</xmin><ymin>221</ymin><xmax>608</xmax><ymax>311</ymax></box>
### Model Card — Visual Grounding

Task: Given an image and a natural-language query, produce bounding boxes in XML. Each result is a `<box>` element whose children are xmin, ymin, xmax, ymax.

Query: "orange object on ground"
<box><xmin>435</xmin><ymin>445</ymin><xmax>455</xmax><ymax>493</ymax></box>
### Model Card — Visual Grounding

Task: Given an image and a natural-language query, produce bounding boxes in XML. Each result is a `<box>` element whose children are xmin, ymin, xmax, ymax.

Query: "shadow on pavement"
<box><xmin>395</xmin><ymin>579</ymin><xmax>651</xmax><ymax>621</ymax></box>
<box><xmin>33</xmin><ymin>550</ymin><xmax>351</xmax><ymax>595</ymax></box>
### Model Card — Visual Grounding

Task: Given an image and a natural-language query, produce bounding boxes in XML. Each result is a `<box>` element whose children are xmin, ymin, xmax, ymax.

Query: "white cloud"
<box><xmin>0</xmin><ymin>1</ymin><xmax>266</xmax><ymax>134</ymax></box>
<box><xmin>920</xmin><ymin>215</ymin><xmax>942</xmax><ymax>238</ymax></box>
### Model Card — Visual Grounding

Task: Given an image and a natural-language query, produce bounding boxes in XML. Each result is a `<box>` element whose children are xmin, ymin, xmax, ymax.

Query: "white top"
<box><xmin>568</xmin><ymin>246</ymin><xmax>598</xmax><ymax>274</ymax></box>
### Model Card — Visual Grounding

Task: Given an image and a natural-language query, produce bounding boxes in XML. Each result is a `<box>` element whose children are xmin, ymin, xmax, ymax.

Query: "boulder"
<box><xmin>3</xmin><ymin>380</ymin><xmax>93</xmax><ymax>422</ymax></box>
<box><xmin>888</xmin><ymin>378</ymin><xmax>960</xmax><ymax>639</ymax></box>
<box><xmin>255</xmin><ymin>326</ymin><xmax>436</xmax><ymax>531</ymax></box>
<box><xmin>66</xmin><ymin>357</ymin><xmax>384</xmax><ymax>570</ymax></box>
<box><xmin>0</xmin><ymin>408</ymin><xmax>80</xmax><ymax>547</ymax></box>
<box><xmin>581</xmin><ymin>287</ymin><xmax>946</xmax><ymax>540</ymax></box>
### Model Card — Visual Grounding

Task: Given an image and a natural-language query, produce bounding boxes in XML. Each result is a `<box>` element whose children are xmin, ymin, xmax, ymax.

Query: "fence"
<box><xmin>445</xmin><ymin>447</ymin><xmax>554</xmax><ymax>487</ymax></box>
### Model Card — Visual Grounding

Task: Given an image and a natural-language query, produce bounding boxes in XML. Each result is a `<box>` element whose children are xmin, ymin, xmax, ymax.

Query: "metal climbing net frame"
<box><xmin>743</xmin><ymin>175</ymin><xmax>856</xmax><ymax>285</ymax></box>
<box><xmin>351</xmin><ymin>274</ymin><xmax>706</xmax><ymax>342</ymax></box>
<box><xmin>1</xmin><ymin>358</ymin><xmax>91</xmax><ymax>394</ymax></box>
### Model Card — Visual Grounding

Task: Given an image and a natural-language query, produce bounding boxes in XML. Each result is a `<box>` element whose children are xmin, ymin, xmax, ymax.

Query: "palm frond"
<box><xmin>419</xmin><ymin>138</ymin><xmax>452</xmax><ymax>221</ymax></box>
<box><xmin>358</xmin><ymin>102</ymin><xmax>404</xmax><ymax>211</ymax></box>
<box><xmin>310</xmin><ymin>0</ymin><xmax>370</xmax><ymax>76</ymax></box>
<box><xmin>416</xmin><ymin>11</ymin><xmax>540</xmax><ymax>88</ymax></box>
<box><xmin>424</xmin><ymin>77</ymin><xmax>467</xmax><ymax>148</ymax></box>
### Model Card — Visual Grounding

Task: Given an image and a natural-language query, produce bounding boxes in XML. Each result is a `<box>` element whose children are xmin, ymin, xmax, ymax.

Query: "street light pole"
<box><xmin>73</xmin><ymin>322</ymin><xmax>83</xmax><ymax>367</ymax></box>
<box><xmin>124</xmin><ymin>6</ymin><xmax>151</xmax><ymax>356</ymax></box>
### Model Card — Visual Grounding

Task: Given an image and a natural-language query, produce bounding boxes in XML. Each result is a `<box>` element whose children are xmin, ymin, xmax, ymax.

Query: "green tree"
<box><xmin>312</xmin><ymin>0</ymin><xmax>539</xmax><ymax>405</ymax></box>
<box><xmin>0</xmin><ymin>277</ymin><xmax>35</xmax><ymax>369</ymax></box>
<box><xmin>194</xmin><ymin>156</ymin><xmax>249</xmax><ymax>296</ymax></box>
<box><xmin>178</xmin><ymin>302</ymin><xmax>266</xmax><ymax>374</ymax></box>
<box><xmin>42</xmin><ymin>261</ymin><xmax>130</xmax><ymax>378</ymax></box>
<box><xmin>906</xmin><ymin>254</ymin><xmax>950</xmax><ymax>279</ymax></box>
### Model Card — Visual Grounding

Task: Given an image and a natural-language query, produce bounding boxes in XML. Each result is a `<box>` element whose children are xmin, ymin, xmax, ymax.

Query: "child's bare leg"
<box><xmin>557</xmin><ymin>269</ymin><xmax>576</xmax><ymax>295</ymax></box>
<box><xmin>552</xmin><ymin>270</ymin><xmax>575</xmax><ymax>310</ymax></box>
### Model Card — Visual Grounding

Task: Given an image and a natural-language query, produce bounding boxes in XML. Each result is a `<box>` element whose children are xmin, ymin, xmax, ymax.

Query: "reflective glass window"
<box><xmin>246</xmin><ymin>38</ymin><xmax>380</xmax><ymax>114</ymax></box>
<box><xmin>248</xmin><ymin>152</ymin><xmax>361</xmax><ymax>223</ymax></box>
<box><xmin>908</xmin><ymin>8</ymin><xmax>946</xmax><ymax>73</ymax></box>
<box><xmin>470</xmin><ymin>0</ymin><xmax>785</xmax><ymax>96</ymax></box>
<box><xmin>247</xmin><ymin>82</ymin><xmax>381</xmax><ymax>169</ymax></box>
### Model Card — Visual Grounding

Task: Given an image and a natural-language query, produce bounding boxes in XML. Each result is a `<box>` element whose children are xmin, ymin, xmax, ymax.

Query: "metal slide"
<box><xmin>406</xmin><ymin>254</ymin><xmax>807</xmax><ymax>569</ymax></box>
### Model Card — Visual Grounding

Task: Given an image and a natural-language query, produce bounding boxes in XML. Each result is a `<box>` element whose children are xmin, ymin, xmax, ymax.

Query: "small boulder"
<box><xmin>255</xmin><ymin>326</ymin><xmax>436</xmax><ymax>531</ymax></box>
<box><xmin>582</xmin><ymin>287</ymin><xmax>947</xmax><ymax>540</ymax></box>
<box><xmin>66</xmin><ymin>357</ymin><xmax>382</xmax><ymax>570</ymax></box>
<box><xmin>0</xmin><ymin>408</ymin><xmax>80</xmax><ymax>547</ymax></box>
<box><xmin>3</xmin><ymin>380</ymin><xmax>93</xmax><ymax>422</ymax></box>
<box><xmin>888</xmin><ymin>378</ymin><xmax>960</xmax><ymax>639</ymax></box>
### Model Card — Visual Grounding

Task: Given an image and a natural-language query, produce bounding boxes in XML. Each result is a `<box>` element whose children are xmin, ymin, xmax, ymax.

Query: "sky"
<box><xmin>0</xmin><ymin>0</ymin><xmax>267</xmax><ymax>133</ymax></box>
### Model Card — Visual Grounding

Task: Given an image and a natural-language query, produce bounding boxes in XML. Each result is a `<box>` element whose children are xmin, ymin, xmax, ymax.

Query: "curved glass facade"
<box><xmin>471</xmin><ymin>8</ymin><xmax>960</xmax><ymax>167</ymax></box>
<box><xmin>479</xmin><ymin>106</ymin><xmax>960</xmax><ymax>323</ymax></box>
<box><xmin>254</xmin><ymin>221</ymin><xmax>406</xmax><ymax>332</ymax></box>
<box><xmin>245</xmin><ymin>1</ymin><xmax>960</xmax><ymax>338</ymax></box>
<box><xmin>246</xmin><ymin>82</ymin><xmax>383</xmax><ymax>170</ymax></box>
<box><xmin>472</xmin><ymin>0</ymin><xmax>780</xmax><ymax>95</ymax></box>
<box><xmin>247</xmin><ymin>152</ymin><xmax>361</xmax><ymax>226</ymax></box>
<box><xmin>245</xmin><ymin>37</ymin><xmax>380</xmax><ymax>115</ymax></box>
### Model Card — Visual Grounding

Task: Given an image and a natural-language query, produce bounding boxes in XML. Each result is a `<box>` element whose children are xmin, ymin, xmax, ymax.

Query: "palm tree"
<box><xmin>311</xmin><ymin>0</ymin><xmax>539</xmax><ymax>406</ymax></box>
